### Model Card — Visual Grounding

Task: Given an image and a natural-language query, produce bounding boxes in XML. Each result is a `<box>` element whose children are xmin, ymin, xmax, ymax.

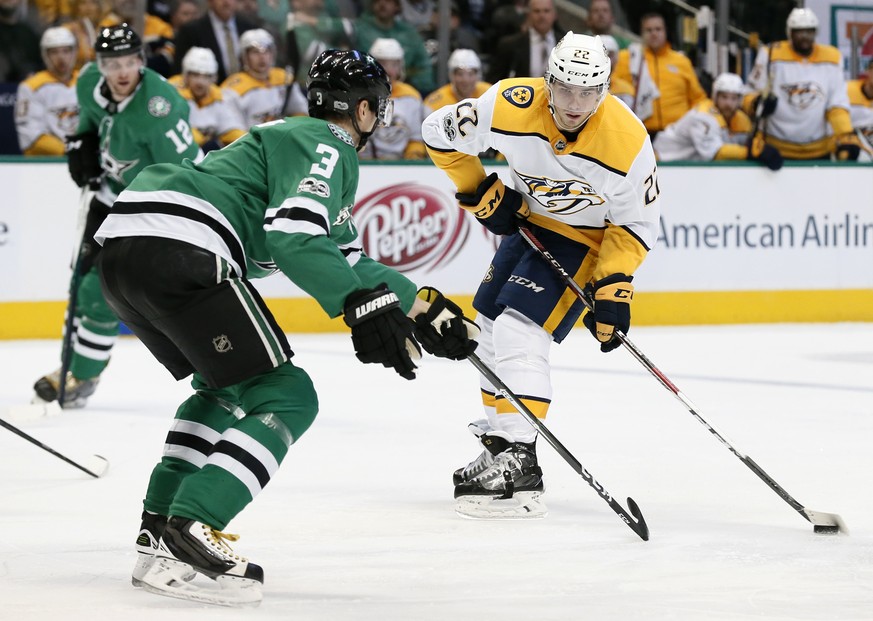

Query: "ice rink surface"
<box><xmin>2</xmin><ymin>324</ymin><xmax>872</xmax><ymax>620</ymax></box>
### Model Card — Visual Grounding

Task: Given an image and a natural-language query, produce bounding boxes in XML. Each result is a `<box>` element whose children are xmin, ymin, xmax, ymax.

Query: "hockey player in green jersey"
<box><xmin>33</xmin><ymin>24</ymin><xmax>202</xmax><ymax>408</ymax></box>
<box><xmin>94</xmin><ymin>49</ymin><xmax>479</xmax><ymax>607</ymax></box>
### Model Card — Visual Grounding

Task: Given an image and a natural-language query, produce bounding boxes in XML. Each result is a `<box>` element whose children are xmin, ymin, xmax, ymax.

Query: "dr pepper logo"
<box><xmin>355</xmin><ymin>183</ymin><xmax>469</xmax><ymax>272</ymax></box>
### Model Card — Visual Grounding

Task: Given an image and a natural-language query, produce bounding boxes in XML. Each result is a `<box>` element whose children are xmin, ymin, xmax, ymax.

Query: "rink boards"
<box><xmin>1</xmin><ymin>159</ymin><xmax>871</xmax><ymax>338</ymax></box>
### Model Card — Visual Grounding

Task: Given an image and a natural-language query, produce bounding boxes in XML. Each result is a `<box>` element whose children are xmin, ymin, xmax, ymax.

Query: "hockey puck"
<box><xmin>813</xmin><ymin>525</ymin><xmax>840</xmax><ymax>534</ymax></box>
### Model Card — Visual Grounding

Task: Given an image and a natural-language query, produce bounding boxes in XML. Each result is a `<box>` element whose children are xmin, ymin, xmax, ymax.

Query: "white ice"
<box><xmin>2</xmin><ymin>324</ymin><xmax>872</xmax><ymax>620</ymax></box>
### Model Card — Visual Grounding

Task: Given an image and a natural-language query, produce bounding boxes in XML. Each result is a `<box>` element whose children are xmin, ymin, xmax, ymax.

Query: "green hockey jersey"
<box><xmin>76</xmin><ymin>62</ymin><xmax>202</xmax><ymax>203</ymax></box>
<box><xmin>96</xmin><ymin>116</ymin><xmax>417</xmax><ymax>318</ymax></box>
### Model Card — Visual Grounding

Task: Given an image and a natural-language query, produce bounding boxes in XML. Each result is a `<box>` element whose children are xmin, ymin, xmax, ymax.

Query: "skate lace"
<box><xmin>202</xmin><ymin>525</ymin><xmax>248</xmax><ymax>562</ymax></box>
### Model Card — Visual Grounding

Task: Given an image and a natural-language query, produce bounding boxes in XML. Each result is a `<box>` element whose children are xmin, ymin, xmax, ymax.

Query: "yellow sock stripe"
<box><xmin>495</xmin><ymin>394</ymin><xmax>551</xmax><ymax>419</ymax></box>
<box><xmin>480</xmin><ymin>388</ymin><xmax>497</xmax><ymax>409</ymax></box>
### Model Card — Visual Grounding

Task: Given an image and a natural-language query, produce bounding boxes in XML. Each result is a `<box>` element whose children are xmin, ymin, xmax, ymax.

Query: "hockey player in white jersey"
<box><xmin>655</xmin><ymin>72</ymin><xmax>783</xmax><ymax>169</ymax></box>
<box><xmin>847</xmin><ymin>60</ymin><xmax>873</xmax><ymax>162</ymax></box>
<box><xmin>747</xmin><ymin>7</ymin><xmax>861</xmax><ymax>161</ymax></box>
<box><xmin>222</xmin><ymin>29</ymin><xmax>308</xmax><ymax>129</ymax></box>
<box><xmin>169</xmin><ymin>47</ymin><xmax>247</xmax><ymax>152</ymax></box>
<box><xmin>423</xmin><ymin>33</ymin><xmax>660</xmax><ymax>518</ymax></box>
<box><xmin>15</xmin><ymin>27</ymin><xmax>79</xmax><ymax>155</ymax></box>
<box><xmin>359</xmin><ymin>37</ymin><xmax>427</xmax><ymax>160</ymax></box>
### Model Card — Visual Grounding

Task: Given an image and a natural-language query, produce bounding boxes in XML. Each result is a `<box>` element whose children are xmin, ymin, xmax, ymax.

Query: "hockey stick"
<box><xmin>467</xmin><ymin>352</ymin><xmax>650</xmax><ymax>541</ymax></box>
<box><xmin>0</xmin><ymin>416</ymin><xmax>109</xmax><ymax>478</ymax></box>
<box><xmin>517</xmin><ymin>225</ymin><xmax>847</xmax><ymax>534</ymax></box>
<box><xmin>57</xmin><ymin>188</ymin><xmax>92</xmax><ymax>406</ymax></box>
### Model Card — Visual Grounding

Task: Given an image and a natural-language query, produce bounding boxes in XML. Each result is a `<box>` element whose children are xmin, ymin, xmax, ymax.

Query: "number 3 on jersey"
<box><xmin>310</xmin><ymin>144</ymin><xmax>339</xmax><ymax>177</ymax></box>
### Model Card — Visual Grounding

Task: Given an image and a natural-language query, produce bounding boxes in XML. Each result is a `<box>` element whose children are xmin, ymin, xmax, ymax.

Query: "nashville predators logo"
<box><xmin>502</xmin><ymin>86</ymin><xmax>534</xmax><ymax>108</ymax></box>
<box><xmin>516</xmin><ymin>172</ymin><xmax>605</xmax><ymax>214</ymax></box>
<box><xmin>780</xmin><ymin>82</ymin><xmax>824</xmax><ymax>110</ymax></box>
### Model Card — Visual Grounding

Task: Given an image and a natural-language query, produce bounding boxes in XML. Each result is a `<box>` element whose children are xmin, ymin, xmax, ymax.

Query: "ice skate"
<box><xmin>140</xmin><ymin>516</ymin><xmax>264</xmax><ymax>607</ymax></box>
<box><xmin>452</xmin><ymin>420</ymin><xmax>508</xmax><ymax>485</ymax></box>
<box><xmin>455</xmin><ymin>440</ymin><xmax>547</xmax><ymax>519</ymax></box>
<box><xmin>32</xmin><ymin>369</ymin><xmax>99</xmax><ymax>409</ymax></box>
<box><xmin>132</xmin><ymin>511</ymin><xmax>197</xmax><ymax>587</ymax></box>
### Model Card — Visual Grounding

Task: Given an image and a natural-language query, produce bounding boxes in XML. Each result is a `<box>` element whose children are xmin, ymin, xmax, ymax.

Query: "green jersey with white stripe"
<box><xmin>77</xmin><ymin>62</ymin><xmax>201</xmax><ymax>202</ymax></box>
<box><xmin>98</xmin><ymin>116</ymin><xmax>417</xmax><ymax>317</ymax></box>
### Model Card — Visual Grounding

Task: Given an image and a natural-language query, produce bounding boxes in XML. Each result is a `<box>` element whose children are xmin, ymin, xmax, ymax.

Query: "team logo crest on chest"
<box><xmin>147</xmin><ymin>96</ymin><xmax>171</xmax><ymax>117</ymax></box>
<box><xmin>516</xmin><ymin>172</ymin><xmax>605</xmax><ymax>214</ymax></box>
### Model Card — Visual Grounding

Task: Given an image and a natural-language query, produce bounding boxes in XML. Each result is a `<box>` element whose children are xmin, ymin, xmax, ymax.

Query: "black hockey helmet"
<box><xmin>307</xmin><ymin>49</ymin><xmax>393</xmax><ymax>129</ymax></box>
<box><xmin>94</xmin><ymin>24</ymin><xmax>143</xmax><ymax>59</ymax></box>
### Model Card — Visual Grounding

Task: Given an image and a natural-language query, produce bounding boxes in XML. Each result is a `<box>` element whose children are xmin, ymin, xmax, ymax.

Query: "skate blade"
<box><xmin>141</xmin><ymin>557</ymin><xmax>262</xmax><ymax>607</ymax></box>
<box><xmin>455</xmin><ymin>491</ymin><xmax>548</xmax><ymax>520</ymax></box>
<box><xmin>132</xmin><ymin>553</ymin><xmax>196</xmax><ymax>588</ymax></box>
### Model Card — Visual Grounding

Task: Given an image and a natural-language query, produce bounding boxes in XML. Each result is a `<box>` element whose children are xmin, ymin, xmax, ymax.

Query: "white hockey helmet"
<box><xmin>547</xmin><ymin>32</ymin><xmax>611</xmax><ymax>86</ymax></box>
<box><xmin>369</xmin><ymin>38</ymin><xmax>405</xmax><ymax>61</ymax></box>
<box><xmin>182</xmin><ymin>46</ymin><xmax>218</xmax><ymax>76</ymax></box>
<box><xmin>40</xmin><ymin>27</ymin><xmax>77</xmax><ymax>51</ymax></box>
<box><xmin>786</xmin><ymin>7</ymin><xmax>819</xmax><ymax>36</ymax></box>
<box><xmin>240</xmin><ymin>28</ymin><xmax>275</xmax><ymax>53</ymax></box>
<box><xmin>711</xmin><ymin>72</ymin><xmax>744</xmax><ymax>97</ymax></box>
<box><xmin>545</xmin><ymin>32</ymin><xmax>611</xmax><ymax>130</ymax></box>
<box><xmin>448</xmin><ymin>48</ymin><xmax>481</xmax><ymax>73</ymax></box>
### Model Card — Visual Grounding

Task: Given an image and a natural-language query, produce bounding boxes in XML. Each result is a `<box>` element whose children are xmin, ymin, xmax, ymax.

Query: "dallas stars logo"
<box><xmin>98</xmin><ymin>118</ymin><xmax>139</xmax><ymax>184</ymax></box>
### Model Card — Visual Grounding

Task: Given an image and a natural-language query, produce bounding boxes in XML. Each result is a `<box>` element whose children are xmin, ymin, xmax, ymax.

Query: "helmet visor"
<box><xmin>377</xmin><ymin>96</ymin><xmax>394</xmax><ymax>127</ymax></box>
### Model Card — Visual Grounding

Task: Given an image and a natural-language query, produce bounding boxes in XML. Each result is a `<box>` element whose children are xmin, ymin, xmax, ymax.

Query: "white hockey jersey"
<box><xmin>221</xmin><ymin>68</ymin><xmax>308</xmax><ymax>130</ymax></box>
<box><xmin>748</xmin><ymin>41</ymin><xmax>853</xmax><ymax>159</ymax></box>
<box><xmin>847</xmin><ymin>78</ymin><xmax>873</xmax><ymax>162</ymax></box>
<box><xmin>359</xmin><ymin>81</ymin><xmax>426</xmax><ymax>160</ymax></box>
<box><xmin>654</xmin><ymin>99</ymin><xmax>752</xmax><ymax>161</ymax></box>
<box><xmin>15</xmin><ymin>70</ymin><xmax>79</xmax><ymax>155</ymax></box>
<box><xmin>169</xmin><ymin>75</ymin><xmax>246</xmax><ymax>147</ymax></box>
<box><xmin>422</xmin><ymin>78</ymin><xmax>661</xmax><ymax>280</ymax></box>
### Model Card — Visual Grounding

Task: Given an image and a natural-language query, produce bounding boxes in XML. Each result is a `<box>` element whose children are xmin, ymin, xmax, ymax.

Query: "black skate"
<box><xmin>33</xmin><ymin>369</ymin><xmax>99</xmax><ymax>409</ymax></box>
<box><xmin>140</xmin><ymin>516</ymin><xmax>264</xmax><ymax>607</ymax></box>
<box><xmin>452</xmin><ymin>419</ymin><xmax>509</xmax><ymax>485</ymax></box>
<box><xmin>454</xmin><ymin>441</ymin><xmax>547</xmax><ymax>519</ymax></box>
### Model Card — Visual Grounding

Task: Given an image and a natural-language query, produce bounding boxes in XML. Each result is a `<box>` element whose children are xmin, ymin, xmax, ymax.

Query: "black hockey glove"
<box><xmin>343</xmin><ymin>285</ymin><xmax>421</xmax><ymax>380</ymax></box>
<box><xmin>582</xmin><ymin>274</ymin><xmax>634</xmax><ymax>353</ymax></box>
<box><xmin>747</xmin><ymin>134</ymin><xmax>783</xmax><ymax>171</ymax></box>
<box><xmin>753</xmin><ymin>93</ymin><xmax>778</xmax><ymax>118</ymax></box>
<box><xmin>455</xmin><ymin>172</ymin><xmax>530</xmax><ymax>236</ymax></box>
<box><xmin>412</xmin><ymin>287</ymin><xmax>480</xmax><ymax>360</ymax></box>
<box><xmin>65</xmin><ymin>131</ymin><xmax>102</xmax><ymax>190</ymax></box>
<box><xmin>834</xmin><ymin>133</ymin><xmax>862</xmax><ymax>161</ymax></box>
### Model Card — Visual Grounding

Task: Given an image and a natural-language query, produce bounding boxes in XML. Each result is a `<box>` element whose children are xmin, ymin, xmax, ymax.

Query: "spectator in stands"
<box><xmin>16</xmin><ymin>27</ymin><xmax>80</xmax><ymax>155</ymax></box>
<box><xmin>486</xmin><ymin>0</ymin><xmax>565</xmax><ymax>83</ymax></box>
<box><xmin>400</xmin><ymin>0</ymin><xmax>433</xmax><ymax>35</ymax></box>
<box><xmin>585</xmin><ymin>0</ymin><xmax>630</xmax><ymax>49</ymax></box>
<box><xmin>424</xmin><ymin>48</ymin><xmax>489</xmax><ymax>112</ymax></box>
<box><xmin>0</xmin><ymin>0</ymin><xmax>43</xmax><ymax>82</ymax></box>
<box><xmin>170</xmin><ymin>0</ymin><xmax>203</xmax><ymax>31</ymax></box>
<box><xmin>65</xmin><ymin>0</ymin><xmax>111</xmax><ymax>70</ymax></box>
<box><xmin>847</xmin><ymin>60</ymin><xmax>873</xmax><ymax>161</ymax></box>
<box><xmin>421</xmin><ymin>0</ymin><xmax>480</xmax><ymax>61</ymax></box>
<box><xmin>359</xmin><ymin>37</ymin><xmax>426</xmax><ymax>160</ymax></box>
<box><xmin>482</xmin><ymin>0</ymin><xmax>526</xmax><ymax>56</ymax></box>
<box><xmin>222</xmin><ymin>28</ymin><xmax>308</xmax><ymax>128</ymax></box>
<box><xmin>614</xmin><ymin>11</ymin><xmax>706</xmax><ymax>138</ymax></box>
<box><xmin>285</xmin><ymin>0</ymin><xmax>354</xmax><ymax>85</ymax></box>
<box><xmin>170</xmin><ymin>46</ymin><xmax>246</xmax><ymax>151</ymax></box>
<box><xmin>747</xmin><ymin>7</ymin><xmax>861</xmax><ymax>161</ymax></box>
<box><xmin>237</xmin><ymin>0</ymin><xmax>287</xmax><ymax>64</ymax></box>
<box><xmin>355</xmin><ymin>0</ymin><xmax>435</xmax><ymax>95</ymax></box>
<box><xmin>601</xmin><ymin>34</ymin><xmax>632</xmax><ymax>107</ymax></box>
<box><xmin>654</xmin><ymin>72</ymin><xmax>782</xmax><ymax>170</ymax></box>
<box><xmin>174</xmin><ymin>0</ymin><xmax>259</xmax><ymax>83</ymax></box>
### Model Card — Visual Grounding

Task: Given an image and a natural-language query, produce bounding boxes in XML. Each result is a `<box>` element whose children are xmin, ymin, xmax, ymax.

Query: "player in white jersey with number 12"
<box><xmin>423</xmin><ymin>33</ymin><xmax>661</xmax><ymax>519</ymax></box>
